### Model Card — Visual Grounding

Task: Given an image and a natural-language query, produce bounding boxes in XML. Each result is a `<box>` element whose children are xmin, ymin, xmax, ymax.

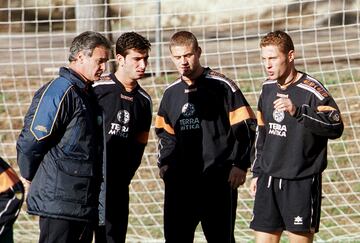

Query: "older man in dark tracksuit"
<box><xmin>16</xmin><ymin>31</ymin><xmax>111</xmax><ymax>243</ymax></box>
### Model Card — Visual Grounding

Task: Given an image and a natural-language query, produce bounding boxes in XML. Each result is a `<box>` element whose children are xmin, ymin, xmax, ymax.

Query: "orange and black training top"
<box><xmin>93</xmin><ymin>73</ymin><xmax>152</xmax><ymax>225</ymax></box>
<box><xmin>155</xmin><ymin>67</ymin><xmax>256</xmax><ymax>173</ymax></box>
<box><xmin>0</xmin><ymin>157</ymin><xmax>24</xmax><ymax>235</ymax></box>
<box><xmin>251</xmin><ymin>72</ymin><xmax>344</xmax><ymax>179</ymax></box>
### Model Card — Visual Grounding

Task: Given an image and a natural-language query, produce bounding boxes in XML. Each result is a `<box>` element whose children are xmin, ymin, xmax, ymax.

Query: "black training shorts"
<box><xmin>250</xmin><ymin>173</ymin><xmax>322</xmax><ymax>233</ymax></box>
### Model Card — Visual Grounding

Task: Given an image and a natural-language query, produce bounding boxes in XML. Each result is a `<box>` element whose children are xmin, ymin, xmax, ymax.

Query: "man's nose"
<box><xmin>100</xmin><ymin>62</ymin><xmax>106</xmax><ymax>71</ymax></box>
<box><xmin>139</xmin><ymin>59</ymin><xmax>147</xmax><ymax>69</ymax></box>
<box><xmin>180</xmin><ymin>56</ymin><xmax>187</xmax><ymax>64</ymax></box>
<box><xmin>264</xmin><ymin>59</ymin><xmax>271</xmax><ymax>68</ymax></box>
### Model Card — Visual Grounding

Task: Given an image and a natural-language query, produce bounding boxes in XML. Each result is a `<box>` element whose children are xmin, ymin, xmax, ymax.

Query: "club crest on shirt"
<box><xmin>273</xmin><ymin>109</ymin><xmax>285</xmax><ymax>123</ymax></box>
<box><xmin>180</xmin><ymin>103</ymin><xmax>200</xmax><ymax>131</ymax></box>
<box><xmin>330</xmin><ymin>111</ymin><xmax>341</xmax><ymax>122</ymax></box>
<box><xmin>108</xmin><ymin>110</ymin><xmax>130</xmax><ymax>137</ymax></box>
<box><xmin>117</xmin><ymin>110</ymin><xmax>130</xmax><ymax>124</ymax></box>
<box><xmin>181</xmin><ymin>103</ymin><xmax>195</xmax><ymax>117</ymax></box>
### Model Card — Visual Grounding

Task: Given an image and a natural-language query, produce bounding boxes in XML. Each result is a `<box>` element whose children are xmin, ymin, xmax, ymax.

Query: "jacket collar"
<box><xmin>59</xmin><ymin>67</ymin><xmax>88</xmax><ymax>89</ymax></box>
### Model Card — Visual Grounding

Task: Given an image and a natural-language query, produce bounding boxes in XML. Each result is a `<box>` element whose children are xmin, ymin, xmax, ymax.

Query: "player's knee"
<box><xmin>287</xmin><ymin>231</ymin><xmax>314</xmax><ymax>243</ymax></box>
<box><xmin>254</xmin><ymin>230</ymin><xmax>282</xmax><ymax>243</ymax></box>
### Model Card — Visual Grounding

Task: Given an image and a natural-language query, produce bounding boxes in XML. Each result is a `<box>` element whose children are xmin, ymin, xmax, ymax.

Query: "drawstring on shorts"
<box><xmin>267</xmin><ymin>175</ymin><xmax>283</xmax><ymax>190</ymax></box>
<box><xmin>267</xmin><ymin>176</ymin><xmax>272</xmax><ymax>188</ymax></box>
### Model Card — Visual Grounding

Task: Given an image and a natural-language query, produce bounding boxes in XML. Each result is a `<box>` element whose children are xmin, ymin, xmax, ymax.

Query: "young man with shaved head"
<box><xmin>155</xmin><ymin>30</ymin><xmax>256</xmax><ymax>243</ymax></box>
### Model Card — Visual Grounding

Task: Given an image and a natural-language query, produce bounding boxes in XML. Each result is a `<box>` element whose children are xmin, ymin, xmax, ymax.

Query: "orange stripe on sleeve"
<box><xmin>0</xmin><ymin>167</ymin><xmax>20</xmax><ymax>193</ymax></box>
<box><xmin>229</xmin><ymin>106</ymin><xmax>256</xmax><ymax>126</ymax></box>
<box><xmin>256</xmin><ymin>111</ymin><xmax>265</xmax><ymax>126</ymax></box>
<box><xmin>155</xmin><ymin>115</ymin><xmax>175</xmax><ymax>135</ymax></box>
<box><xmin>317</xmin><ymin>106</ymin><xmax>337</xmax><ymax>112</ymax></box>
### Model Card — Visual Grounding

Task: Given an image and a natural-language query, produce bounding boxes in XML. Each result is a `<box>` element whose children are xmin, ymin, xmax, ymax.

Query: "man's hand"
<box><xmin>249</xmin><ymin>177</ymin><xmax>258</xmax><ymax>197</ymax></box>
<box><xmin>159</xmin><ymin>165</ymin><xmax>169</xmax><ymax>179</ymax></box>
<box><xmin>228</xmin><ymin>167</ymin><xmax>247</xmax><ymax>189</ymax></box>
<box><xmin>20</xmin><ymin>176</ymin><xmax>31</xmax><ymax>199</ymax></box>
<box><xmin>273</xmin><ymin>97</ymin><xmax>296</xmax><ymax>116</ymax></box>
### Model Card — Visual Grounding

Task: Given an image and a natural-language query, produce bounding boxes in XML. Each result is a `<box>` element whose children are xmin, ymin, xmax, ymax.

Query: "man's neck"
<box><xmin>182</xmin><ymin>66</ymin><xmax>205</xmax><ymax>85</ymax></box>
<box><xmin>278</xmin><ymin>68</ymin><xmax>299</xmax><ymax>88</ymax></box>
<box><xmin>67</xmin><ymin>65</ymin><xmax>91</xmax><ymax>84</ymax></box>
<box><xmin>114</xmin><ymin>71</ymin><xmax>137</xmax><ymax>92</ymax></box>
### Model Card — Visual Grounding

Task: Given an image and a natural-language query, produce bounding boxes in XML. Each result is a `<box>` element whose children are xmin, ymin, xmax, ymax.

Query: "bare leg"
<box><xmin>287</xmin><ymin>231</ymin><xmax>314</xmax><ymax>243</ymax></box>
<box><xmin>254</xmin><ymin>231</ymin><xmax>282</xmax><ymax>243</ymax></box>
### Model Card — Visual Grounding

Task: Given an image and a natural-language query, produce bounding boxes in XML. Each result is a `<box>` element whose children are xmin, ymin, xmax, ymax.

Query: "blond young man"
<box><xmin>250</xmin><ymin>30</ymin><xmax>344</xmax><ymax>243</ymax></box>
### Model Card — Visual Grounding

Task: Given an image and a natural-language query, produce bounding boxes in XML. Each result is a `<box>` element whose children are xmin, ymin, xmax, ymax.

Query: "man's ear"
<box><xmin>197</xmin><ymin>47</ymin><xmax>202</xmax><ymax>58</ymax></box>
<box><xmin>288</xmin><ymin>50</ymin><xmax>295</xmax><ymax>62</ymax></box>
<box><xmin>75</xmin><ymin>51</ymin><xmax>85</xmax><ymax>63</ymax></box>
<box><xmin>116</xmin><ymin>53</ymin><xmax>125</xmax><ymax>66</ymax></box>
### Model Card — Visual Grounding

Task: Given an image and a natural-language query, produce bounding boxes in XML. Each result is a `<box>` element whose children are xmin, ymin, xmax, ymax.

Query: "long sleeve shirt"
<box><xmin>155</xmin><ymin>68</ymin><xmax>256</xmax><ymax>174</ymax></box>
<box><xmin>93</xmin><ymin>74</ymin><xmax>152</xmax><ymax>225</ymax></box>
<box><xmin>93</xmin><ymin>74</ymin><xmax>152</xmax><ymax>185</ymax></box>
<box><xmin>251</xmin><ymin>72</ymin><xmax>344</xmax><ymax>179</ymax></box>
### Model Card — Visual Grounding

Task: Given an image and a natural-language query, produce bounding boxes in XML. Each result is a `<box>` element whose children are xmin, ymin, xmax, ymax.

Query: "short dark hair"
<box><xmin>68</xmin><ymin>31</ymin><xmax>112</xmax><ymax>62</ymax></box>
<box><xmin>115</xmin><ymin>32</ymin><xmax>151</xmax><ymax>56</ymax></box>
<box><xmin>169</xmin><ymin>31</ymin><xmax>199</xmax><ymax>53</ymax></box>
<box><xmin>260</xmin><ymin>30</ymin><xmax>294</xmax><ymax>54</ymax></box>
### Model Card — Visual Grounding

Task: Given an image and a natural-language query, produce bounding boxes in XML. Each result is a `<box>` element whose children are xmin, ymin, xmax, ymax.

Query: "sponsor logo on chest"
<box><xmin>108</xmin><ymin>110</ymin><xmax>130</xmax><ymax>138</ymax></box>
<box><xmin>268</xmin><ymin>122</ymin><xmax>287</xmax><ymax>137</ymax></box>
